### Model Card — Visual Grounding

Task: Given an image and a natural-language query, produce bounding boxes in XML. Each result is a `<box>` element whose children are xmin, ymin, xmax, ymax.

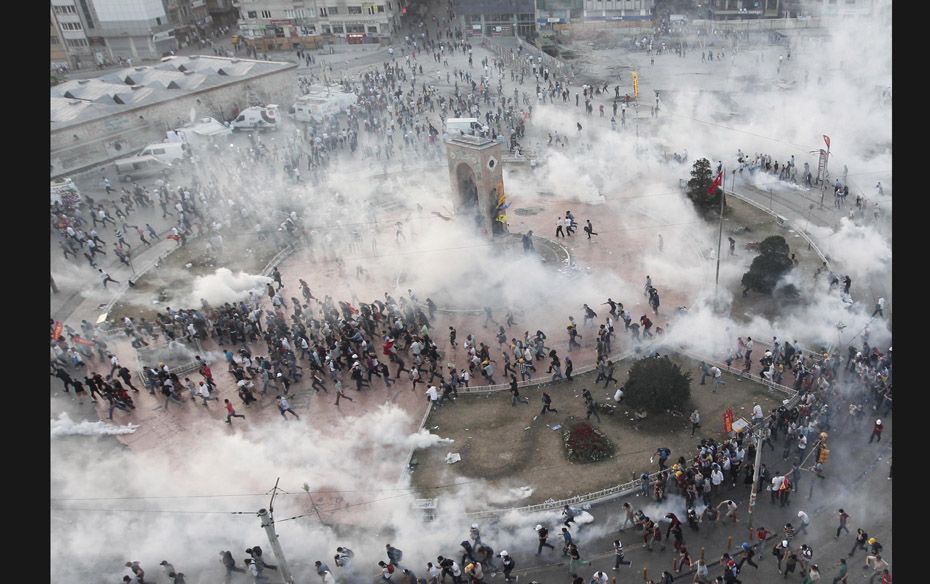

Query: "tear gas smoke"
<box><xmin>188</xmin><ymin>267</ymin><xmax>272</xmax><ymax>307</ymax></box>
<box><xmin>51</xmin><ymin>412</ymin><xmax>139</xmax><ymax>437</ymax></box>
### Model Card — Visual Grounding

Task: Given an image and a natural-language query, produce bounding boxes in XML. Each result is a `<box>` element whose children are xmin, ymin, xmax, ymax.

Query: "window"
<box><xmin>377</xmin><ymin>5</ymin><xmax>384</xmax><ymax>12</ymax></box>
<box><xmin>319</xmin><ymin>7</ymin><xmax>328</xmax><ymax>16</ymax></box>
<box><xmin>156</xmin><ymin>16</ymin><xmax>162</xmax><ymax>24</ymax></box>
<box><xmin>66</xmin><ymin>38</ymin><xmax>88</xmax><ymax>47</ymax></box>
<box><xmin>368</xmin><ymin>25</ymin><xmax>378</xmax><ymax>32</ymax></box>
<box><xmin>348</xmin><ymin>6</ymin><xmax>362</xmax><ymax>14</ymax></box>
<box><xmin>247</xmin><ymin>10</ymin><xmax>257</xmax><ymax>17</ymax></box>
<box><xmin>295</xmin><ymin>8</ymin><xmax>305</xmax><ymax>17</ymax></box>
<box><xmin>54</xmin><ymin>5</ymin><xmax>77</xmax><ymax>14</ymax></box>
<box><xmin>328</xmin><ymin>6</ymin><xmax>339</xmax><ymax>14</ymax></box>
<box><xmin>322</xmin><ymin>24</ymin><xmax>331</xmax><ymax>33</ymax></box>
<box><xmin>367</xmin><ymin>5</ymin><xmax>375</xmax><ymax>14</ymax></box>
<box><xmin>261</xmin><ymin>9</ymin><xmax>271</xmax><ymax>17</ymax></box>
<box><xmin>332</xmin><ymin>24</ymin><xmax>344</xmax><ymax>32</ymax></box>
<box><xmin>51</xmin><ymin>35</ymin><xmax>61</xmax><ymax>45</ymax></box>
<box><xmin>346</xmin><ymin>23</ymin><xmax>364</xmax><ymax>32</ymax></box>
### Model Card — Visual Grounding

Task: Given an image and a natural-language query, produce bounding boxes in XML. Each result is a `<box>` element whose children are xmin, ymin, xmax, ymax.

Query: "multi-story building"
<box><xmin>51</xmin><ymin>0</ymin><xmax>95</xmax><ymax>69</ymax></box>
<box><xmin>705</xmin><ymin>0</ymin><xmax>780</xmax><ymax>20</ymax></box>
<box><xmin>235</xmin><ymin>0</ymin><xmax>397</xmax><ymax>42</ymax></box>
<box><xmin>88</xmin><ymin>0</ymin><xmax>178</xmax><ymax>61</ymax></box>
<box><xmin>207</xmin><ymin>0</ymin><xmax>239</xmax><ymax>27</ymax></box>
<box><xmin>534</xmin><ymin>0</ymin><xmax>582</xmax><ymax>27</ymax></box>
<box><xmin>783</xmin><ymin>0</ymin><xmax>877</xmax><ymax>18</ymax></box>
<box><xmin>163</xmin><ymin>0</ymin><xmax>212</xmax><ymax>45</ymax></box>
<box><xmin>451</xmin><ymin>0</ymin><xmax>537</xmax><ymax>38</ymax></box>
<box><xmin>581</xmin><ymin>0</ymin><xmax>655</xmax><ymax>22</ymax></box>
<box><xmin>51</xmin><ymin>8</ymin><xmax>69</xmax><ymax>70</ymax></box>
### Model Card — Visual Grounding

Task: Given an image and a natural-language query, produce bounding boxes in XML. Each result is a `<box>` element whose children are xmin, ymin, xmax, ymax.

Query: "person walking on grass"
<box><xmin>540</xmin><ymin>392</ymin><xmax>559</xmax><ymax>415</ymax></box>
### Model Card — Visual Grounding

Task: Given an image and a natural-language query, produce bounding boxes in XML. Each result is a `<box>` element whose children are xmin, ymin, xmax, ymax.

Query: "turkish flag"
<box><xmin>708</xmin><ymin>171</ymin><xmax>723</xmax><ymax>195</ymax></box>
<box><xmin>823</xmin><ymin>135</ymin><xmax>831</xmax><ymax>149</ymax></box>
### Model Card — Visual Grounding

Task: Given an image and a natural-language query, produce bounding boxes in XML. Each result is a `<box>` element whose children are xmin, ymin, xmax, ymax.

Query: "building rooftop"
<box><xmin>50</xmin><ymin>55</ymin><xmax>295</xmax><ymax>130</ymax></box>
<box><xmin>451</xmin><ymin>0</ymin><xmax>535</xmax><ymax>16</ymax></box>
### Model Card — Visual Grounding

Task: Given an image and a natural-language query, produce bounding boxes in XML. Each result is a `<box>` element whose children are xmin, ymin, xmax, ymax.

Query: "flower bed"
<box><xmin>563</xmin><ymin>421</ymin><xmax>615</xmax><ymax>464</ymax></box>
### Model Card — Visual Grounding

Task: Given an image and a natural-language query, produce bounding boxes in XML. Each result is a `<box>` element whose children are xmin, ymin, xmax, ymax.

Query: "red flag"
<box><xmin>823</xmin><ymin>134</ymin><xmax>830</xmax><ymax>149</ymax></box>
<box><xmin>707</xmin><ymin>171</ymin><xmax>723</xmax><ymax>195</ymax></box>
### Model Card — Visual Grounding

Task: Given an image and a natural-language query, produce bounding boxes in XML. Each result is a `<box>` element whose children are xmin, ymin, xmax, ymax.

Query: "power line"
<box><xmin>50</xmin><ymin>507</ymin><xmax>254</xmax><ymax>516</ymax></box>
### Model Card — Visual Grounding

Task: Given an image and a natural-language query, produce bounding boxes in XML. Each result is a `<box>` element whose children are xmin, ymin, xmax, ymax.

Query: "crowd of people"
<box><xmin>53</xmin><ymin>2</ymin><xmax>890</xmax><ymax>582</ymax></box>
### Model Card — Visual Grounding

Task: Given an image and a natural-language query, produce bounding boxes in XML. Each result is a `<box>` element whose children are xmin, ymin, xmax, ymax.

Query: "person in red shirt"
<box><xmin>755</xmin><ymin>526</ymin><xmax>771</xmax><ymax>559</ymax></box>
<box><xmin>224</xmin><ymin>399</ymin><xmax>245</xmax><ymax>424</ymax></box>
<box><xmin>869</xmin><ymin>419</ymin><xmax>883</xmax><ymax>443</ymax></box>
<box><xmin>198</xmin><ymin>359</ymin><xmax>216</xmax><ymax>390</ymax></box>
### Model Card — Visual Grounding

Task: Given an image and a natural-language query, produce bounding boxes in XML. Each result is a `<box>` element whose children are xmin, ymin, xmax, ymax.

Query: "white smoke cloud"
<box><xmin>188</xmin><ymin>267</ymin><xmax>272</xmax><ymax>306</ymax></box>
<box><xmin>51</xmin><ymin>412</ymin><xmax>139</xmax><ymax>437</ymax></box>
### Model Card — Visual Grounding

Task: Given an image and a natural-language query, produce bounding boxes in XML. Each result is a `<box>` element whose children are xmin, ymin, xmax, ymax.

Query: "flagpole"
<box><xmin>714</xmin><ymin>166</ymin><xmax>725</xmax><ymax>310</ymax></box>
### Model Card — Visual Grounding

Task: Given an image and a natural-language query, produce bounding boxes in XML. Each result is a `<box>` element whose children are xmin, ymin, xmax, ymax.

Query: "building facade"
<box><xmin>89</xmin><ymin>0</ymin><xmax>179</xmax><ymax>60</ymax></box>
<box><xmin>451</xmin><ymin>0</ymin><xmax>536</xmax><ymax>38</ymax></box>
<box><xmin>235</xmin><ymin>0</ymin><xmax>398</xmax><ymax>41</ymax></box>
<box><xmin>783</xmin><ymin>0</ymin><xmax>876</xmax><ymax>18</ymax></box>
<box><xmin>706</xmin><ymin>0</ymin><xmax>780</xmax><ymax>19</ymax></box>
<box><xmin>581</xmin><ymin>0</ymin><xmax>655</xmax><ymax>22</ymax></box>
<box><xmin>207</xmin><ymin>0</ymin><xmax>239</xmax><ymax>27</ymax></box>
<box><xmin>51</xmin><ymin>8</ymin><xmax>70</xmax><ymax>70</ymax></box>
<box><xmin>163</xmin><ymin>0</ymin><xmax>213</xmax><ymax>44</ymax></box>
<box><xmin>51</xmin><ymin>0</ymin><xmax>95</xmax><ymax>69</ymax></box>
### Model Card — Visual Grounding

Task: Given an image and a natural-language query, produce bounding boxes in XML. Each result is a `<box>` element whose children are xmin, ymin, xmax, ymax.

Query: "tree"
<box><xmin>623</xmin><ymin>356</ymin><xmax>691</xmax><ymax>415</ymax></box>
<box><xmin>741</xmin><ymin>235</ymin><xmax>794</xmax><ymax>295</ymax></box>
<box><xmin>686</xmin><ymin>158</ymin><xmax>724</xmax><ymax>215</ymax></box>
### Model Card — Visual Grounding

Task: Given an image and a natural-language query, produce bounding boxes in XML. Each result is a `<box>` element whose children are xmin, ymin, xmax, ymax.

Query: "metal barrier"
<box><xmin>725</xmin><ymin>187</ymin><xmax>830</xmax><ymax>268</ymax></box>
<box><xmin>261</xmin><ymin>242</ymin><xmax>299</xmax><ymax>276</ymax></box>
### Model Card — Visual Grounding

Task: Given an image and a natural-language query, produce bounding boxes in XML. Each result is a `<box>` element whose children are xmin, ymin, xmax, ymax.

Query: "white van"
<box><xmin>445</xmin><ymin>117</ymin><xmax>489</xmax><ymax>136</ymax></box>
<box><xmin>291</xmin><ymin>88</ymin><xmax>358</xmax><ymax>123</ymax></box>
<box><xmin>114</xmin><ymin>155</ymin><xmax>173</xmax><ymax>182</ymax></box>
<box><xmin>139</xmin><ymin>142</ymin><xmax>188</xmax><ymax>164</ymax></box>
<box><xmin>230</xmin><ymin>105</ymin><xmax>279</xmax><ymax>131</ymax></box>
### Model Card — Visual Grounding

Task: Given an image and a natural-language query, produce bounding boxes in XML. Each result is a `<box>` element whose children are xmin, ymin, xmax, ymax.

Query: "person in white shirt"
<box><xmin>797</xmin><ymin>510</ymin><xmax>810</xmax><ymax>534</ymax></box>
<box><xmin>426</xmin><ymin>562</ymin><xmax>441</xmax><ymax>584</ymax></box>
<box><xmin>426</xmin><ymin>385</ymin><xmax>439</xmax><ymax>407</ymax></box>
<box><xmin>771</xmin><ymin>474</ymin><xmax>784</xmax><ymax>503</ymax></box>
<box><xmin>717</xmin><ymin>499</ymin><xmax>739</xmax><ymax>523</ymax></box>
<box><xmin>752</xmin><ymin>403</ymin><xmax>764</xmax><ymax>422</ymax></box>
<box><xmin>591</xmin><ymin>570</ymin><xmax>610</xmax><ymax>584</ymax></box>
<box><xmin>198</xmin><ymin>381</ymin><xmax>217</xmax><ymax>406</ymax></box>
<box><xmin>711</xmin><ymin>465</ymin><xmax>724</xmax><ymax>493</ymax></box>
<box><xmin>711</xmin><ymin>366</ymin><xmax>723</xmax><ymax>392</ymax></box>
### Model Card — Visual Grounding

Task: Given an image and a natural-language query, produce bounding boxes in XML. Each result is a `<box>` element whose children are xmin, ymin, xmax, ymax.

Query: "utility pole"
<box><xmin>746</xmin><ymin>426</ymin><xmax>765</xmax><ymax>534</ymax></box>
<box><xmin>259</xmin><ymin>478</ymin><xmax>295</xmax><ymax>584</ymax></box>
<box><xmin>713</xmin><ymin>166</ymin><xmax>726</xmax><ymax>310</ymax></box>
<box><xmin>819</xmin><ymin>136</ymin><xmax>831</xmax><ymax>208</ymax></box>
